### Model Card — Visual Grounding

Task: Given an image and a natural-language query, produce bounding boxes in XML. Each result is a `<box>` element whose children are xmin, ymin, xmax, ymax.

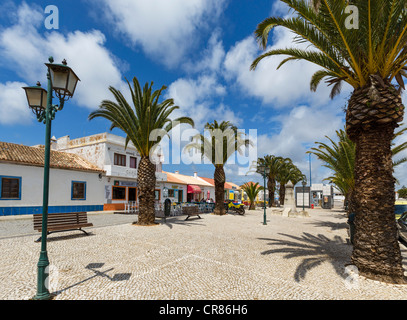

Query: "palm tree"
<box><xmin>309</xmin><ymin>126</ymin><xmax>407</xmax><ymax>215</ymax></box>
<box><xmin>89</xmin><ymin>76</ymin><xmax>194</xmax><ymax>226</ymax></box>
<box><xmin>257</xmin><ymin>155</ymin><xmax>285</xmax><ymax>207</ymax></box>
<box><xmin>185</xmin><ymin>120</ymin><xmax>252</xmax><ymax>215</ymax></box>
<box><xmin>241</xmin><ymin>182</ymin><xmax>264</xmax><ymax>210</ymax></box>
<box><xmin>251</xmin><ymin>0</ymin><xmax>407</xmax><ymax>282</ymax></box>
<box><xmin>276</xmin><ymin>159</ymin><xmax>305</xmax><ymax>205</ymax></box>
<box><xmin>308</xmin><ymin>129</ymin><xmax>356</xmax><ymax>214</ymax></box>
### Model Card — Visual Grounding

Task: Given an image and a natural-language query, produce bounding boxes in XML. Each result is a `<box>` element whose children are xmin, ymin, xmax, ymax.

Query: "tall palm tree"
<box><xmin>257</xmin><ymin>155</ymin><xmax>285</xmax><ymax>207</ymax></box>
<box><xmin>241</xmin><ymin>182</ymin><xmax>264</xmax><ymax>210</ymax></box>
<box><xmin>251</xmin><ymin>0</ymin><xmax>407</xmax><ymax>282</ymax></box>
<box><xmin>89</xmin><ymin>76</ymin><xmax>194</xmax><ymax>226</ymax></box>
<box><xmin>185</xmin><ymin>120</ymin><xmax>252</xmax><ymax>215</ymax></box>
<box><xmin>276</xmin><ymin>158</ymin><xmax>305</xmax><ymax>205</ymax></box>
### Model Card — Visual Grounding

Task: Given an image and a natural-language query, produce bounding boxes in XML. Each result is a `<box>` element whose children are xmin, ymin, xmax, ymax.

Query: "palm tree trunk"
<box><xmin>136</xmin><ymin>156</ymin><xmax>157</xmax><ymax>225</ymax></box>
<box><xmin>346</xmin><ymin>79</ymin><xmax>406</xmax><ymax>283</ymax></box>
<box><xmin>350</xmin><ymin>125</ymin><xmax>405</xmax><ymax>283</ymax></box>
<box><xmin>249</xmin><ymin>201</ymin><xmax>256</xmax><ymax>210</ymax></box>
<box><xmin>268</xmin><ymin>178</ymin><xmax>275</xmax><ymax>207</ymax></box>
<box><xmin>213</xmin><ymin>165</ymin><xmax>226</xmax><ymax>215</ymax></box>
<box><xmin>279</xmin><ymin>185</ymin><xmax>286</xmax><ymax>206</ymax></box>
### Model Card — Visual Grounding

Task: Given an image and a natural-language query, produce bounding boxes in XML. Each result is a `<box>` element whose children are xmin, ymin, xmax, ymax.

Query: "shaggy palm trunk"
<box><xmin>136</xmin><ymin>156</ymin><xmax>157</xmax><ymax>225</ymax></box>
<box><xmin>346</xmin><ymin>76</ymin><xmax>406</xmax><ymax>283</ymax></box>
<box><xmin>213</xmin><ymin>165</ymin><xmax>226</xmax><ymax>215</ymax></box>
<box><xmin>249</xmin><ymin>201</ymin><xmax>256</xmax><ymax>210</ymax></box>
<box><xmin>268</xmin><ymin>178</ymin><xmax>275</xmax><ymax>207</ymax></box>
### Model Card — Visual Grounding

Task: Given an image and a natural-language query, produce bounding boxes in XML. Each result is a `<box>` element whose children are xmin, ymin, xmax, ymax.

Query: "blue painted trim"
<box><xmin>0</xmin><ymin>205</ymin><xmax>104</xmax><ymax>216</ymax></box>
<box><xmin>71</xmin><ymin>181</ymin><xmax>87</xmax><ymax>201</ymax></box>
<box><xmin>0</xmin><ymin>176</ymin><xmax>22</xmax><ymax>200</ymax></box>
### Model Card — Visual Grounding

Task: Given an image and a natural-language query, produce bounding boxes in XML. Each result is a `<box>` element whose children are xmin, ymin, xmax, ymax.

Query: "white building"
<box><xmin>0</xmin><ymin>141</ymin><xmax>105</xmax><ymax>216</ymax></box>
<box><xmin>55</xmin><ymin>132</ymin><xmax>167</xmax><ymax>211</ymax></box>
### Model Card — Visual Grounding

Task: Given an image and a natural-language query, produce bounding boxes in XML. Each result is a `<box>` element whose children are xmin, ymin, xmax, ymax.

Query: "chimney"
<box><xmin>56</xmin><ymin>135</ymin><xmax>70</xmax><ymax>150</ymax></box>
<box><xmin>194</xmin><ymin>172</ymin><xmax>197</xmax><ymax>178</ymax></box>
<box><xmin>175</xmin><ymin>170</ymin><xmax>179</xmax><ymax>174</ymax></box>
<box><xmin>50</xmin><ymin>136</ymin><xmax>57</xmax><ymax>150</ymax></box>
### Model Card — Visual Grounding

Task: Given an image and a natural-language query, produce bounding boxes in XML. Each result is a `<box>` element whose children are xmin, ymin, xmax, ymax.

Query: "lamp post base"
<box><xmin>33</xmin><ymin>250</ymin><xmax>51</xmax><ymax>300</ymax></box>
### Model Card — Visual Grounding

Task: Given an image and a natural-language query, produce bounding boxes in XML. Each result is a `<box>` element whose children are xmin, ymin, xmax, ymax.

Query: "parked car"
<box><xmin>397</xmin><ymin>212</ymin><xmax>407</xmax><ymax>243</ymax></box>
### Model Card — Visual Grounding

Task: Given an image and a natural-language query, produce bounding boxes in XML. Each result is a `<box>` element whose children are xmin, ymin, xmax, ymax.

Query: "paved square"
<box><xmin>1</xmin><ymin>208</ymin><xmax>407</xmax><ymax>300</ymax></box>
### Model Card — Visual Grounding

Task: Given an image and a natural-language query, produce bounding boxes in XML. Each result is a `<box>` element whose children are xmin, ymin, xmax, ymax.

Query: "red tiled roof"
<box><xmin>199</xmin><ymin>176</ymin><xmax>236</xmax><ymax>189</ymax></box>
<box><xmin>0</xmin><ymin>141</ymin><xmax>104</xmax><ymax>173</ymax></box>
<box><xmin>163</xmin><ymin>171</ymin><xmax>187</xmax><ymax>184</ymax></box>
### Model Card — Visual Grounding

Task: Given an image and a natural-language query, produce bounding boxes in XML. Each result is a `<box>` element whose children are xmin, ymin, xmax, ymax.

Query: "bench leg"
<box><xmin>79</xmin><ymin>228</ymin><xmax>89</xmax><ymax>236</ymax></box>
<box><xmin>184</xmin><ymin>215</ymin><xmax>201</xmax><ymax>221</ymax></box>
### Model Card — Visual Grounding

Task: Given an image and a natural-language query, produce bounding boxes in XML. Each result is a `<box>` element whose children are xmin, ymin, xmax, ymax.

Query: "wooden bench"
<box><xmin>33</xmin><ymin>212</ymin><xmax>93</xmax><ymax>242</ymax></box>
<box><xmin>182</xmin><ymin>206</ymin><xmax>201</xmax><ymax>221</ymax></box>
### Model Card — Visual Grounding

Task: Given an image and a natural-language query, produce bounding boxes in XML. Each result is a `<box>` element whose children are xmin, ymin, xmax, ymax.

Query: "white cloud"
<box><xmin>99</xmin><ymin>0</ymin><xmax>226</xmax><ymax>68</ymax></box>
<box><xmin>183</xmin><ymin>30</ymin><xmax>226</xmax><ymax>74</ymax></box>
<box><xmin>223</xmin><ymin>27</ymin><xmax>352</xmax><ymax>108</ymax></box>
<box><xmin>165</xmin><ymin>74</ymin><xmax>243</xmax><ymax>130</ymax></box>
<box><xmin>0</xmin><ymin>81</ymin><xmax>32</xmax><ymax>125</ymax></box>
<box><xmin>254</xmin><ymin>102</ymin><xmax>345</xmax><ymax>184</ymax></box>
<box><xmin>0</xmin><ymin>3</ymin><xmax>125</xmax><ymax>112</ymax></box>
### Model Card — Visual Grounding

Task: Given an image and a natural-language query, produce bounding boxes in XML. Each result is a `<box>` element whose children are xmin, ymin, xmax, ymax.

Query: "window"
<box><xmin>154</xmin><ymin>189</ymin><xmax>161</xmax><ymax>201</ymax></box>
<box><xmin>168</xmin><ymin>189</ymin><xmax>175</xmax><ymax>197</ymax></box>
<box><xmin>113</xmin><ymin>186</ymin><xmax>126</xmax><ymax>200</ymax></box>
<box><xmin>130</xmin><ymin>156</ymin><xmax>137</xmax><ymax>169</ymax></box>
<box><xmin>114</xmin><ymin>153</ymin><xmax>126</xmax><ymax>166</ymax></box>
<box><xmin>72</xmin><ymin>181</ymin><xmax>86</xmax><ymax>200</ymax></box>
<box><xmin>0</xmin><ymin>176</ymin><xmax>21</xmax><ymax>200</ymax></box>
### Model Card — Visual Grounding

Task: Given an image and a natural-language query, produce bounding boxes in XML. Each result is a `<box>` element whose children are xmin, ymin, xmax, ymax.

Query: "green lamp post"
<box><xmin>258</xmin><ymin>164</ymin><xmax>270</xmax><ymax>225</ymax></box>
<box><xmin>23</xmin><ymin>57</ymin><xmax>80</xmax><ymax>300</ymax></box>
<box><xmin>302</xmin><ymin>180</ymin><xmax>307</xmax><ymax>211</ymax></box>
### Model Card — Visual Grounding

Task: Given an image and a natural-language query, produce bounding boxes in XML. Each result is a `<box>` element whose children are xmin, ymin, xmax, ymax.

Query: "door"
<box><xmin>128</xmin><ymin>187</ymin><xmax>137</xmax><ymax>201</ymax></box>
<box><xmin>178</xmin><ymin>190</ymin><xmax>183</xmax><ymax>203</ymax></box>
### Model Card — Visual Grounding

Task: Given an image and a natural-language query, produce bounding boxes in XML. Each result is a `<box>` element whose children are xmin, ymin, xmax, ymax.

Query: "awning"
<box><xmin>187</xmin><ymin>185</ymin><xmax>202</xmax><ymax>193</ymax></box>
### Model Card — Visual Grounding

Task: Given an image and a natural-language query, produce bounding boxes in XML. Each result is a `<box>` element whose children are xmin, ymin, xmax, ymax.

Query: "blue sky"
<box><xmin>1</xmin><ymin>0</ymin><xmax>406</xmax><ymax>187</ymax></box>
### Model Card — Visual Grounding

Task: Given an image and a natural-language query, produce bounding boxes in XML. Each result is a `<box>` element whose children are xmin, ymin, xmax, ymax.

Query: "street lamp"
<box><xmin>23</xmin><ymin>56</ymin><xmax>79</xmax><ymax>300</ymax></box>
<box><xmin>302</xmin><ymin>180</ymin><xmax>307</xmax><ymax>211</ymax></box>
<box><xmin>258</xmin><ymin>164</ymin><xmax>270</xmax><ymax>225</ymax></box>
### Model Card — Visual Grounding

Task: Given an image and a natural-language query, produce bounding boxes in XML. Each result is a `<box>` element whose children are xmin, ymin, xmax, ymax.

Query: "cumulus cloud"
<box><xmin>165</xmin><ymin>73</ymin><xmax>244</xmax><ymax>130</ymax></box>
<box><xmin>223</xmin><ymin>26</ymin><xmax>352</xmax><ymax>108</ymax></box>
<box><xmin>0</xmin><ymin>81</ymin><xmax>32</xmax><ymax>125</ymax></box>
<box><xmin>0</xmin><ymin>2</ymin><xmax>125</xmax><ymax>112</ymax></box>
<box><xmin>99</xmin><ymin>0</ymin><xmax>227</xmax><ymax>68</ymax></box>
<box><xmin>254</xmin><ymin>102</ymin><xmax>345</xmax><ymax>183</ymax></box>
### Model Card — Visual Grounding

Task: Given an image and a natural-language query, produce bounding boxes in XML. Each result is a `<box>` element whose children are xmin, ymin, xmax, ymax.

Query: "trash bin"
<box><xmin>311</xmin><ymin>204</ymin><xmax>314</xmax><ymax>209</ymax></box>
<box><xmin>347</xmin><ymin>212</ymin><xmax>356</xmax><ymax>245</ymax></box>
<box><xmin>164</xmin><ymin>198</ymin><xmax>172</xmax><ymax>220</ymax></box>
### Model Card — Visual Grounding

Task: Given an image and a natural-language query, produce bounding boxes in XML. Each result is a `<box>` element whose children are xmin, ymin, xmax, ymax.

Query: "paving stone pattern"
<box><xmin>1</xmin><ymin>208</ymin><xmax>407</xmax><ymax>300</ymax></box>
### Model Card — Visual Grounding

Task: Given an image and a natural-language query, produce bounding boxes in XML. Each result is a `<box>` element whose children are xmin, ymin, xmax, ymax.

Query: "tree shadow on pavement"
<box><xmin>258</xmin><ymin>233</ymin><xmax>352</xmax><ymax>282</ymax></box>
<box><xmin>307</xmin><ymin>220</ymin><xmax>349</xmax><ymax>232</ymax></box>
<box><xmin>158</xmin><ymin>216</ymin><xmax>207</xmax><ymax>229</ymax></box>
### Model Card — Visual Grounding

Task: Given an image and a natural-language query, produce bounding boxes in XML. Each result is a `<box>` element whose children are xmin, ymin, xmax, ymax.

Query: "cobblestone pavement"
<box><xmin>1</xmin><ymin>208</ymin><xmax>407</xmax><ymax>300</ymax></box>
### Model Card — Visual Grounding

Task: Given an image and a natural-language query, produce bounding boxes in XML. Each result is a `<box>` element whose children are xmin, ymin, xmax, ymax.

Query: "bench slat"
<box><xmin>33</xmin><ymin>212</ymin><xmax>93</xmax><ymax>232</ymax></box>
<box><xmin>36</xmin><ymin>223</ymin><xmax>93</xmax><ymax>232</ymax></box>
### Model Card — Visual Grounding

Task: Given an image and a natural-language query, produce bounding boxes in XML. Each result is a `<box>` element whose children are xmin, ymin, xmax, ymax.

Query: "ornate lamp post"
<box><xmin>258</xmin><ymin>164</ymin><xmax>270</xmax><ymax>225</ymax></box>
<box><xmin>23</xmin><ymin>57</ymin><xmax>79</xmax><ymax>300</ymax></box>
